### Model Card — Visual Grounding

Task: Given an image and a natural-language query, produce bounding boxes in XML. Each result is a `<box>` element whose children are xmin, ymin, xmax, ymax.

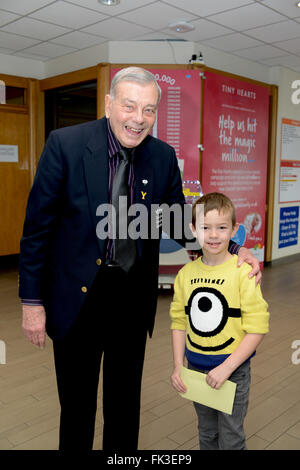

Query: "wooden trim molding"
<box><xmin>0</xmin><ymin>73</ymin><xmax>29</xmax><ymax>88</ymax></box>
<box><xmin>0</xmin><ymin>104</ymin><xmax>28</xmax><ymax>114</ymax></box>
<box><xmin>265</xmin><ymin>85</ymin><xmax>278</xmax><ymax>262</ymax></box>
<box><xmin>39</xmin><ymin>66</ymin><xmax>98</xmax><ymax>91</ymax></box>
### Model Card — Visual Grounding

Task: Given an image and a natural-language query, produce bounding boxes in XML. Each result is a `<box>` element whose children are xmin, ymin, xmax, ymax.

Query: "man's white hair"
<box><xmin>110</xmin><ymin>66</ymin><xmax>161</xmax><ymax>103</ymax></box>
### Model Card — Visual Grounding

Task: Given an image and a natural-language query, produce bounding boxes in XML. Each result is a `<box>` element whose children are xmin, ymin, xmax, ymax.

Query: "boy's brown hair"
<box><xmin>192</xmin><ymin>192</ymin><xmax>236</xmax><ymax>227</ymax></box>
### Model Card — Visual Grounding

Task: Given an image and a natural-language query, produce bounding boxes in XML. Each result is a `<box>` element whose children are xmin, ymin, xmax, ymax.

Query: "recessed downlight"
<box><xmin>98</xmin><ymin>0</ymin><xmax>120</xmax><ymax>6</ymax></box>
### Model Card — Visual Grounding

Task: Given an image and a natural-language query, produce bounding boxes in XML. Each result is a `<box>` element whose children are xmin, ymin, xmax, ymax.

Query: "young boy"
<box><xmin>170</xmin><ymin>192</ymin><xmax>269</xmax><ymax>450</ymax></box>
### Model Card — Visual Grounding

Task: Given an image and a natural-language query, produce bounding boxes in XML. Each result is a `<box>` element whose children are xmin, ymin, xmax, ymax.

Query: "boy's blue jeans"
<box><xmin>188</xmin><ymin>361</ymin><xmax>251</xmax><ymax>450</ymax></box>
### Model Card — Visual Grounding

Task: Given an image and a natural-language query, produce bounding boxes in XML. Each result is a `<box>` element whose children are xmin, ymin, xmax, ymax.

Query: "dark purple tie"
<box><xmin>111</xmin><ymin>148</ymin><xmax>137</xmax><ymax>272</ymax></box>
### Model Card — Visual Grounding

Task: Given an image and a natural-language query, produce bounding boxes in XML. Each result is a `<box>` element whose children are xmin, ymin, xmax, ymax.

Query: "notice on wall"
<box><xmin>0</xmin><ymin>145</ymin><xmax>18</xmax><ymax>162</ymax></box>
<box><xmin>0</xmin><ymin>80</ymin><xmax>5</xmax><ymax>104</ymax></box>
<box><xmin>111</xmin><ymin>68</ymin><xmax>201</xmax><ymax>180</ymax></box>
<box><xmin>279</xmin><ymin>118</ymin><xmax>300</xmax><ymax>203</ymax></box>
<box><xmin>201</xmin><ymin>71</ymin><xmax>270</xmax><ymax>263</ymax></box>
<box><xmin>279</xmin><ymin>206</ymin><xmax>299</xmax><ymax>248</ymax></box>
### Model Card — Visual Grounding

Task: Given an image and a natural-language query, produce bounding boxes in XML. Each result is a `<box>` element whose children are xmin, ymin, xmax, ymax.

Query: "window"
<box><xmin>0</xmin><ymin>84</ymin><xmax>26</xmax><ymax>105</ymax></box>
<box><xmin>45</xmin><ymin>81</ymin><xmax>97</xmax><ymax>139</ymax></box>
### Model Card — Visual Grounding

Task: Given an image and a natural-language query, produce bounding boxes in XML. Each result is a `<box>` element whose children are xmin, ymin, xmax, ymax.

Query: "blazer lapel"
<box><xmin>83</xmin><ymin>119</ymin><xmax>109</xmax><ymax>256</ymax></box>
<box><xmin>133</xmin><ymin>143</ymin><xmax>155</xmax><ymax>257</ymax></box>
<box><xmin>134</xmin><ymin>164</ymin><xmax>153</xmax><ymax>209</ymax></box>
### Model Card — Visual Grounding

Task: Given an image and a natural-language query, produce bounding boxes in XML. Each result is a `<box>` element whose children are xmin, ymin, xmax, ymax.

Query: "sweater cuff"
<box><xmin>21</xmin><ymin>299</ymin><xmax>44</xmax><ymax>306</ymax></box>
<box><xmin>229</xmin><ymin>240</ymin><xmax>240</xmax><ymax>254</ymax></box>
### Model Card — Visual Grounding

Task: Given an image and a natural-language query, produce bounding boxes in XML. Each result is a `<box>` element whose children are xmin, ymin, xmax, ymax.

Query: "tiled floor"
<box><xmin>0</xmin><ymin>258</ymin><xmax>300</xmax><ymax>450</ymax></box>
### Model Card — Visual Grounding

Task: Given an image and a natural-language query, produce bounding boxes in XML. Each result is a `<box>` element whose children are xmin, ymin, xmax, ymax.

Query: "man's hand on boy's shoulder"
<box><xmin>237</xmin><ymin>246</ymin><xmax>261</xmax><ymax>285</ymax></box>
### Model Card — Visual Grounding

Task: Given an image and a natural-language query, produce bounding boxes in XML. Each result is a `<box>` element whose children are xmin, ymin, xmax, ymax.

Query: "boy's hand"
<box><xmin>237</xmin><ymin>246</ymin><xmax>261</xmax><ymax>285</ymax></box>
<box><xmin>171</xmin><ymin>365</ymin><xmax>187</xmax><ymax>393</ymax></box>
<box><xmin>206</xmin><ymin>363</ymin><xmax>232</xmax><ymax>390</ymax></box>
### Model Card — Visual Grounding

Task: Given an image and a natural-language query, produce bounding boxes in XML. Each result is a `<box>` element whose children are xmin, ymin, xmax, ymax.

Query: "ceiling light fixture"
<box><xmin>98</xmin><ymin>0</ymin><xmax>120</xmax><ymax>6</ymax></box>
<box><xmin>168</xmin><ymin>21</ymin><xmax>195</xmax><ymax>33</ymax></box>
<box><xmin>296</xmin><ymin>1</ymin><xmax>300</xmax><ymax>7</ymax></box>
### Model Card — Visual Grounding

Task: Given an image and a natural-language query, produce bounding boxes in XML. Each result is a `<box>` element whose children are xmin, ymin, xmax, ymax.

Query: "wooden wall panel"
<box><xmin>0</xmin><ymin>109</ymin><xmax>30</xmax><ymax>255</ymax></box>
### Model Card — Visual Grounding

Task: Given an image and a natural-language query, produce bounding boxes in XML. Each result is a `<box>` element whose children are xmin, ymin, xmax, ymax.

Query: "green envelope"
<box><xmin>179</xmin><ymin>366</ymin><xmax>237</xmax><ymax>415</ymax></box>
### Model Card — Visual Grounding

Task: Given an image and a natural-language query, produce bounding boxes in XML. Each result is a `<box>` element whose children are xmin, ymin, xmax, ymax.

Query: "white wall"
<box><xmin>0</xmin><ymin>52</ymin><xmax>44</xmax><ymax>79</ymax></box>
<box><xmin>108</xmin><ymin>40</ymin><xmax>195</xmax><ymax>66</ymax></box>
<box><xmin>271</xmin><ymin>67</ymin><xmax>300</xmax><ymax>260</ymax></box>
<box><xmin>43</xmin><ymin>42</ymin><xmax>109</xmax><ymax>78</ymax></box>
<box><xmin>195</xmin><ymin>42</ymin><xmax>271</xmax><ymax>84</ymax></box>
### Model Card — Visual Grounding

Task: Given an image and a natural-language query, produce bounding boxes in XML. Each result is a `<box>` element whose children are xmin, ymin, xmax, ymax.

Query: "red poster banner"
<box><xmin>110</xmin><ymin>68</ymin><xmax>202</xmax><ymax>285</ymax></box>
<box><xmin>111</xmin><ymin>68</ymin><xmax>201</xmax><ymax>180</ymax></box>
<box><xmin>201</xmin><ymin>71</ymin><xmax>269</xmax><ymax>264</ymax></box>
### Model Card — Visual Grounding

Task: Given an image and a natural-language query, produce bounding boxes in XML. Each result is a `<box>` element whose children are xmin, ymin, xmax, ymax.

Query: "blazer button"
<box><xmin>81</xmin><ymin>286</ymin><xmax>87</xmax><ymax>293</ymax></box>
<box><xmin>96</xmin><ymin>259</ymin><xmax>102</xmax><ymax>266</ymax></box>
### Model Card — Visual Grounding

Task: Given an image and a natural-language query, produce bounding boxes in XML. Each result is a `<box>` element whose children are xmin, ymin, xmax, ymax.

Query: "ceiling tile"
<box><xmin>0</xmin><ymin>0</ymin><xmax>55</xmax><ymax>15</ymax></box>
<box><xmin>119</xmin><ymin>2</ymin><xmax>197</xmax><ymax>30</ymax></box>
<box><xmin>81</xmin><ymin>17</ymin><xmax>152</xmax><ymax>39</ymax></box>
<box><xmin>202</xmin><ymin>33</ymin><xmax>262</xmax><ymax>52</ymax></box>
<box><xmin>30</xmin><ymin>1</ymin><xmax>108</xmax><ymax>29</ymax></box>
<box><xmin>0</xmin><ymin>30</ymin><xmax>40</xmax><ymax>50</ymax></box>
<box><xmin>21</xmin><ymin>42</ymin><xmax>77</xmax><ymax>59</ymax></box>
<box><xmin>162</xmin><ymin>0</ymin><xmax>255</xmax><ymax>17</ymax></box>
<box><xmin>1</xmin><ymin>17</ymin><xmax>71</xmax><ymax>40</ymax></box>
<box><xmin>0</xmin><ymin>0</ymin><xmax>299</xmax><ymax>66</ymax></box>
<box><xmin>0</xmin><ymin>10</ymin><xmax>20</xmax><ymax>26</ymax></box>
<box><xmin>0</xmin><ymin>47</ymin><xmax>15</xmax><ymax>55</ymax></box>
<box><xmin>51</xmin><ymin>31</ymin><xmax>106</xmax><ymax>48</ymax></box>
<box><xmin>234</xmin><ymin>44</ymin><xmax>289</xmax><ymax>60</ymax></box>
<box><xmin>273</xmin><ymin>38</ymin><xmax>300</xmax><ymax>55</ymax></box>
<box><xmin>261</xmin><ymin>0</ymin><xmax>300</xmax><ymax>19</ymax></box>
<box><xmin>289</xmin><ymin>64</ymin><xmax>300</xmax><ymax>72</ymax></box>
<box><xmin>162</xmin><ymin>18</ymin><xmax>233</xmax><ymax>42</ymax></box>
<box><xmin>66</xmin><ymin>0</ymin><xmax>157</xmax><ymax>16</ymax></box>
<box><xmin>209</xmin><ymin>3</ymin><xmax>286</xmax><ymax>31</ymax></box>
<box><xmin>246</xmin><ymin>20</ymin><xmax>300</xmax><ymax>43</ymax></box>
<box><xmin>262</xmin><ymin>54</ymin><xmax>300</xmax><ymax>67</ymax></box>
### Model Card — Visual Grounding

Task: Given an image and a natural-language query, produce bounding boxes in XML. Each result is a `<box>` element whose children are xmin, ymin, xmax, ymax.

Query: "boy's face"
<box><xmin>190</xmin><ymin>208</ymin><xmax>238</xmax><ymax>256</ymax></box>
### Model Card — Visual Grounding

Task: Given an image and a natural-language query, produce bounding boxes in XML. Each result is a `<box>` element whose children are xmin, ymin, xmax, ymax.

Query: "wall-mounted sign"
<box><xmin>279</xmin><ymin>118</ymin><xmax>300</xmax><ymax>203</ymax></box>
<box><xmin>0</xmin><ymin>145</ymin><xmax>18</xmax><ymax>162</ymax></box>
<box><xmin>278</xmin><ymin>206</ymin><xmax>299</xmax><ymax>249</ymax></box>
<box><xmin>0</xmin><ymin>80</ymin><xmax>5</xmax><ymax>104</ymax></box>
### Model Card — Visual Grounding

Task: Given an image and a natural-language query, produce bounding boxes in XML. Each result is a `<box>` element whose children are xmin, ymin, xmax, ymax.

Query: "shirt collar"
<box><xmin>106</xmin><ymin>118</ymin><xmax>122</xmax><ymax>158</ymax></box>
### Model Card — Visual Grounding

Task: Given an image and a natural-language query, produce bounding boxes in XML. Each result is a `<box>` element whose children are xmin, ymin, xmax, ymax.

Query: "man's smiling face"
<box><xmin>105</xmin><ymin>80</ymin><xmax>159</xmax><ymax>148</ymax></box>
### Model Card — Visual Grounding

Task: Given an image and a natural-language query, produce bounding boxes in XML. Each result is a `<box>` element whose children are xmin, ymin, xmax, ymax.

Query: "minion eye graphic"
<box><xmin>185</xmin><ymin>287</ymin><xmax>241</xmax><ymax>352</ymax></box>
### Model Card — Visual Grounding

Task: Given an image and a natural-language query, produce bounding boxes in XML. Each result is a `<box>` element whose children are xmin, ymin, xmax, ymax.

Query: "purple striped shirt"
<box><xmin>106</xmin><ymin>119</ymin><xmax>135</xmax><ymax>261</ymax></box>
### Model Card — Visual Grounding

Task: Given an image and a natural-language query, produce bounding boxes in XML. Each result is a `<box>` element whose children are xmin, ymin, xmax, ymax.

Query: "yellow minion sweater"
<box><xmin>170</xmin><ymin>255</ymin><xmax>269</xmax><ymax>370</ymax></box>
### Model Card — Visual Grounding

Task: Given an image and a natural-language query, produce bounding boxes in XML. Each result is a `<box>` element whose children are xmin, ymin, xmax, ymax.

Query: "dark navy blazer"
<box><xmin>19</xmin><ymin>118</ymin><xmax>187</xmax><ymax>340</ymax></box>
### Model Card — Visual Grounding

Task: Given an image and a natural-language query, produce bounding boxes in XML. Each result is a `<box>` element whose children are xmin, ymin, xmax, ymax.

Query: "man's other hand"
<box><xmin>237</xmin><ymin>246</ymin><xmax>261</xmax><ymax>285</ymax></box>
<box><xmin>22</xmin><ymin>305</ymin><xmax>46</xmax><ymax>349</ymax></box>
